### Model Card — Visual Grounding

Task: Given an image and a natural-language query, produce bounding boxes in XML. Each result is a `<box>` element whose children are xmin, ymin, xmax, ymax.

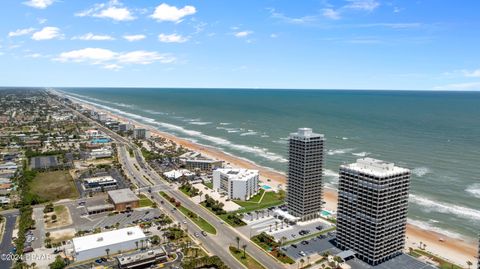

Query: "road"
<box><xmin>57</xmin><ymin>97</ymin><xmax>286</xmax><ymax>269</ymax></box>
<box><xmin>0</xmin><ymin>212</ymin><xmax>19</xmax><ymax>269</ymax></box>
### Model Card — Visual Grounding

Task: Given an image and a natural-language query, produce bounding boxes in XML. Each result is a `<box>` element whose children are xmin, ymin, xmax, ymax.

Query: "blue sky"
<box><xmin>0</xmin><ymin>0</ymin><xmax>479</xmax><ymax>90</ymax></box>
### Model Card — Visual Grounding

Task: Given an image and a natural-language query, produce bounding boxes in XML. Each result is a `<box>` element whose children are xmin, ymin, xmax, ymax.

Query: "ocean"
<box><xmin>58</xmin><ymin>88</ymin><xmax>480</xmax><ymax>241</ymax></box>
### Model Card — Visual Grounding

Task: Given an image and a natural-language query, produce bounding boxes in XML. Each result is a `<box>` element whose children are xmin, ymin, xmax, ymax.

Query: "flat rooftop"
<box><xmin>73</xmin><ymin>226</ymin><xmax>146</xmax><ymax>252</ymax></box>
<box><xmin>341</xmin><ymin>157</ymin><xmax>410</xmax><ymax>177</ymax></box>
<box><xmin>108</xmin><ymin>188</ymin><xmax>139</xmax><ymax>204</ymax></box>
<box><xmin>117</xmin><ymin>247</ymin><xmax>167</xmax><ymax>266</ymax></box>
<box><xmin>215</xmin><ymin>168</ymin><xmax>258</xmax><ymax>181</ymax></box>
<box><xmin>290</xmin><ymin>127</ymin><xmax>324</xmax><ymax>139</ymax></box>
<box><xmin>84</xmin><ymin>175</ymin><xmax>116</xmax><ymax>184</ymax></box>
<box><xmin>346</xmin><ymin>253</ymin><xmax>437</xmax><ymax>269</ymax></box>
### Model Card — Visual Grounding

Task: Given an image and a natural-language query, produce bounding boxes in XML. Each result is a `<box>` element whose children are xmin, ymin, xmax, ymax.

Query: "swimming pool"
<box><xmin>321</xmin><ymin>210</ymin><xmax>331</xmax><ymax>217</ymax></box>
<box><xmin>91</xmin><ymin>138</ymin><xmax>111</xmax><ymax>144</ymax></box>
<box><xmin>262</xmin><ymin>185</ymin><xmax>272</xmax><ymax>190</ymax></box>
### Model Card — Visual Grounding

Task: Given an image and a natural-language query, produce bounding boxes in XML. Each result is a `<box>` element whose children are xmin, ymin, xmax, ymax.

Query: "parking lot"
<box><xmin>242</xmin><ymin>205</ymin><xmax>334</xmax><ymax>242</ymax></box>
<box><xmin>283</xmin><ymin>233</ymin><xmax>338</xmax><ymax>260</ymax></box>
<box><xmin>78</xmin><ymin>207</ymin><xmax>163</xmax><ymax>231</ymax></box>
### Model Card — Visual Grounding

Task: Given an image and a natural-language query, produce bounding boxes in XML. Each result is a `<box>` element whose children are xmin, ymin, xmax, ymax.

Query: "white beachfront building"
<box><xmin>212</xmin><ymin>168</ymin><xmax>259</xmax><ymax>201</ymax></box>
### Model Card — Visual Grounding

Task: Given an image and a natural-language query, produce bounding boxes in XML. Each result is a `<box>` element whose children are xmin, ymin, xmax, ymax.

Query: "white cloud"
<box><xmin>76</xmin><ymin>0</ymin><xmax>135</xmax><ymax>21</ymax></box>
<box><xmin>25</xmin><ymin>53</ymin><xmax>44</xmax><ymax>58</ymax></box>
<box><xmin>151</xmin><ymin>3</ymin><xmax>196</xmax><ymax>23</ymax></box>
<box><xmin>123</xmin><ymin>34</ymin><xmax>146</xmax><ymax>42</ymax></box>
<box><xmin>434</xmin><ymin>82</ymin><xmax>480</xmax><ymax>91</ymax></box>
<box><xmin>158</xmin><ymin>33</ymin><xmax>188</xmax><ymax>43</ymax></box>
<box><xmin>8</xmin><ymin>28</ymin><xmax>35</xmax><ymax>37</ymax></box>
<box><xmin>38</xmin><ymin>18</ymin><xmax>48</xmax><ymax>24</ymax></box>
<box><xmin>322</xmin><ymin>8</ymin><xmax>341</xmax><ymax>20</ymax></box>
<box><xmin>56</xmin><ymin>48</ymin><xmax>117</xmax><ymax>63</ymax></box>
<box><xmin>345</xmin><ymin>0</ymin><xmax>380</xmax><ymax>12</ymax></box>
<box><xmin>117</xmin><ymin>51</ymin><xmax>175</xmax><ymax>64</ymax></box>
<box><xmin>55</xmin><ymin>48</ymin><xmax>175</xmax><ymax>69</ymax></box>
<box><xmin>72</xmin><ymin>33</ymin><xmax>115</xmax><ymax>41</ymax></box>
<box><xmin>270</xmin><ymin>33</ymin><xmax>278</xmax><ymax>38</ymax></box>
<box><xmin>268</xmin><ymin>8</ymin><xmax>316</xmax><ymax>25</ymax></box>
<box><xmin>31</xmin><ymin>27</ymin><xmax>61</xmax><ymax>40</ymax></box>
<box><xmin>234</xmin><ymin>31</ymin><xmax>253</xmax><ymax>38</ymax></box>
<box><xmin>463</xmin><ymin>69</ymin><xmax>480</xmax><ymax>78</ymax></box>
<box><xmin>23</xmin><ymin>0</ymin><xmax>54</xmax><ymax>9</ymax></box>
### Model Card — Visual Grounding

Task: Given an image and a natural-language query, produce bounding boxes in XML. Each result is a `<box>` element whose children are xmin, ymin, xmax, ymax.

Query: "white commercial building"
<box><xmin>213</xmin><ymin>168</ymin><xmax>259</xmax><ymax>201</ymax></box>
<box><xmin>72</xmin><ymin>226</ymin><xmax>147</xmax><ymax>261</ymax></box>
<box><xmin>90</xmin><ymin>148</ymin><xmax>113</xmax><ymax>159</ymax></box>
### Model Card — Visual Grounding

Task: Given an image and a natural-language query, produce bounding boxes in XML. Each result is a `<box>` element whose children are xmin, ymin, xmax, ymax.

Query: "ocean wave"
<box><xmin>142</xmin><ymin>109</ymin><xmax>167</xmax><ymax>115</ymax></box>
<box><xmin>240</xmin><ymin>131</ymin><xmax>258</xmax><ymax>136</ymax></box>
<box><xmin>412</xmin><ymin>167</ymin><xmax>431</xmax><ymax>177</ymax></box>
<box><xmin>61</xmin><ymin>91</ymin><xmax>135</xmax><ymax>109</ymax></box>
<box><xmin>65</xmin><ymin>94</ymin><xmax>288</xmax><ymax>163</ymax></box>
<box><xmin>327</xmin><ymin>148</ymin><xmax>355</xmax><ymax>156</ymax></box>
<box><xmin>352</xmin><ymin>151</ymin><xmax>370</xmax><ymax>157</ymax></box>
<box><xmin>260</xmin><ymin>134</ymin><xmax>270</xmax><ymax>138</ymax></box>
<box><xmin>465</xmin><ymin>183</ymin><xmax>480</xmax><ymax>198</ymax></box>
<box><xmin>188</xmin><ymin>121</ymin><xmax>212</xmax><ymax>125</ymax></box>
<box><xmin>409</xmin><ymin>194</ymin><xmax>480</xmax><ymax>222</ymax></box>
<box><xmin>272</xmin><ymin>140</ymin><xmax>288</xmax><ymax>144</ymax></box>
<box><xmin>219</xmin><ymin>122</ymin><xmax>231</xmax><ymax>125</ymax></box>
<box><xmin>324</xmin><ymin>169</ymin><xmax>340</xmax><ymax>183</ymax></box>
<box><xmin>407</xmin><ymin>219</ymin><xmax>465</xmax><ymax>240</ymax></box>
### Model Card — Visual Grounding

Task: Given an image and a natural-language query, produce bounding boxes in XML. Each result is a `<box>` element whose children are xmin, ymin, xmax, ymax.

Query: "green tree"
<box><xmin>241</xmin><ymin>244</ymin><xmax>247</xmax><ymax>258</ymax></box>
<box><xmin>48</xmin><ymin>255</ymin><xmax>66</xmax><ymax>269</ymax></box>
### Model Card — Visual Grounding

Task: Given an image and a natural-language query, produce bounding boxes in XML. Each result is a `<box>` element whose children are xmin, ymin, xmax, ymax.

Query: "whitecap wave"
<box><xmin>219</xmin><ymin>122</ymin><xmax>231</xmax><ymax>125</ymax></box>
<box><xmin>240</xmin><ymin>131</ymin><xmax>258</xmax><ymax>136</ymax></box>
<box><xmin>407</xmin><ymin>219</ymin><xmax>465</xmax><ymax>239</ymax></box>
<box><xmin>64</xmin><ymin>94</ymin><xmax>288</xmax><ymax>163</ymax></box>
<box><xmin>272</xmin><ymin>140</ymin><xmax>288</xmax><ymax>144</ymax></box>
<box><xmin>412</xmin><ymin>167</ymin><xmax>431</xmax><ymax>177</ymax></box>
<box><xmin>327</xmin><ymin>148</ymin><xmax>355</xmax><ymax>156</ymax></box>
<box><xmin>409</xmin><ymin>194</ymin><xmax>480</xmax><ymax>222</ymax></box>
<box><xmin>188</xmin><ymin>121</ymin><xmax>212</xmax><ymax>125</ymax></box>
<box><xmin>465</xmin><ymin>183</ymin><xmax>480</xmax><ymax>198</ymax></box>
<box><xmin>352</xmin><ymin>152</ymin><xmax>370</xmax><ymax>157</ymax></box>
<box><xmin>324</xmin><ymin>169</ymin><xmax>340</xmax><ymax>184</ymax></box>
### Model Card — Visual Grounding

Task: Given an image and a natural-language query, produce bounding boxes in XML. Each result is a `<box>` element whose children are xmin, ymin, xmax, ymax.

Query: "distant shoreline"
<box><xmin>52</xmin><ymin>89</ymin><xmax>478</xmax><ymax>267</ymax></box>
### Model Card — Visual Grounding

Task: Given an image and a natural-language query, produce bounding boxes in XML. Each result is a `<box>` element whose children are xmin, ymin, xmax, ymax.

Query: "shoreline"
<box><xmin>62</xmin><ymin>92</ymin><xmax>477</xmax><ymax>268</ymax></box>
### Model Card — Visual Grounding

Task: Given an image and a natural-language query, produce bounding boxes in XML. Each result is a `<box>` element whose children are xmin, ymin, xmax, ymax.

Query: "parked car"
<box><xmin>291</xmin><ymin>244</ymin><xmax>297</xmax><ymax>248</ymax></box>
<box><xmin>201</xmin><ymin>231</ymin><xmax>207</xmax><ymax>236</ymax></box>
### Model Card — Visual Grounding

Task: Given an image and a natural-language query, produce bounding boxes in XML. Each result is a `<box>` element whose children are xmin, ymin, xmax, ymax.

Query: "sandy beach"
<box><xmin>75</xmin><ymin>98</ymin><xmax>477</xmax><ymax>268</ymax></box>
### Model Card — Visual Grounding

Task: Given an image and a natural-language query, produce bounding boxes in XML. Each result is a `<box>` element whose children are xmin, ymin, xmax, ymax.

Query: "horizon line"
<box><xmin>0</xmin><ymin>86</ymin><xmax>479</xmax><ymax>92</ymax></box>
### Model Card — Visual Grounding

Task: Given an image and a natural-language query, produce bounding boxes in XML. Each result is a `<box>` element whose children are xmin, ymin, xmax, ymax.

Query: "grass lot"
<box><xmin>29</xmin><ymin>170</ymin><xmax>78</xmax><ymax>202</ymax></box>
<box><xmin>45</xmin><ymin>205</ymin><xmax>73</xmax><ymax>229</ymax></box>
<box><xmin>229</xmin><ymin>246</ymin><xmax>265</xmax><ymax>269</ymax></box>
<box><xmin>234</xmin><ymin>190</ymin><xmax>285</xmax><ymax>213</ymax></box>
<box><xmin>160</xmin><ymin>192</ymin><xmax>217</xmax><ymax>234</ymax></box>
<box><xmin>251</xmin><ymin>233</ymin><xmax>295</xmax><ymax>264</ymax></box>
<box><xmin>204</xmin><ymin>182</ymin><xmax>213</xmax><ymax>189</ymax></box>
<box><xmin>411</xmin><ymin>249</ymin><xmax>462</xmax><ymax>269</ymax></box>
<box><xmin>138</xmin><ymin>194</ymin><xmax>154</xmax><ymax>207</ymax></box>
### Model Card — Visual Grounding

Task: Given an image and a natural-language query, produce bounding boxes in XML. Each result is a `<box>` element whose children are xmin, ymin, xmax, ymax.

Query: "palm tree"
<box><xmin>105</xmin><ymin>248</ymin><xmax>110</xmax><ymax>259</ymax></box>
<box><xmin>269</xmin><ymin>224</ymin><xmax>272</xmax><ymax>232</ymax></box>
<box><xmin>135</xmin><ymin>241</ymin><xmax>139</xmax><ymax>249</ymax></box>
<box><xmin>466</xmin><ymin>261</ymin><xmax>472</xmax><ymax>269</ymax></box>
<box><xmin>241</xmin><ymin>244</ymin><xmax>247</xmax><ymax>258</ymax></box>
<box><xmin>31</xmin><ymin>263</ymin><xmax>37</xmax><ymax>269</ymax></box>
<box><xmin>140</xmin><ymin>239</ymin><xmax>145</xmax><ymax>249</ymax></box>
<box><xmin>280</xmin><ymin>236</ymin><xmax>287</xmax><ymax>246</ymax></box>
<box><xmin>235</xmin><ymin>236</ymin><xmax>240</xmax><ymax>250</ymax></box>
<box><xmin>307</xmin><ymin>256</ymin><xmax>310</xmax><ymax>266</ymax></box>
<box><xmin>299</xmin><ymin>258</ymin><xmax>305</xmax><ymax>269</ymax></box>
